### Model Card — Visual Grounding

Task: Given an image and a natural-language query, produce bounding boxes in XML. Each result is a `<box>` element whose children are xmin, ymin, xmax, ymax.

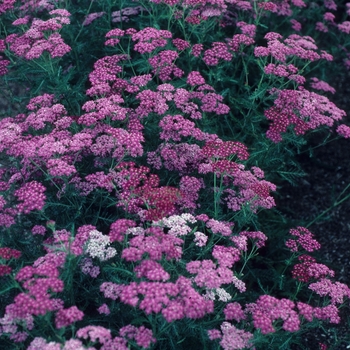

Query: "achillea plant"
<box><xmin>1</xmin><ymin>0</ymin><xmax>350</xmax><ymax>349</ymax></box>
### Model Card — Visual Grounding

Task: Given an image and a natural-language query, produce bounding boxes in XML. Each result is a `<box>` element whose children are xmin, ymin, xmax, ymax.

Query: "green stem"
<box><xmin>306</xmin><ymin>182</ymin><xmax>350</xmax><ymax>228</ymax></box>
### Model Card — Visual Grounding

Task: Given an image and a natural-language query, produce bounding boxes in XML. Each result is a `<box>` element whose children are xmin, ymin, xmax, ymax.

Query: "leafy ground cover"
<box><xmin>1</xmin><ymin>1</ymin><xmax>350</xmax><ymax>349</ymax></box>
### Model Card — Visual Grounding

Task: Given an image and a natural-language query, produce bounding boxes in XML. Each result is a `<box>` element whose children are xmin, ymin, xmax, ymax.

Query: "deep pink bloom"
<box><xmin>286</xmin><ymin>226</ymin><xmax>321</xmax><ymax>252</ymax></box>
<box><xmin>14</xmin><ymin>181</ymin><xmax>46</xmax><ymax>214</ymax></box>
<box><xmin>55</xmin><ymin>306</ymin><xmax>84</xmax><ymax>329</ymax></box>
<box><xmin>246</xmin><ymin>295</ymin><xmax>300</xmax><ymax>334</ymax></box>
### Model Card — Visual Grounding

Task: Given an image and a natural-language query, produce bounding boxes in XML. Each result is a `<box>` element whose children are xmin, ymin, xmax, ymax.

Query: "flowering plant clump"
<box><xmin>1</xmin><ymin>0</ymin><xmax>350</xmax><ymax>349</ymax></box>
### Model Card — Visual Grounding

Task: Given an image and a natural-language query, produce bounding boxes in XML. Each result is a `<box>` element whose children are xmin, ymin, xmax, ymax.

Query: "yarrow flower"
<box><xmin>14</xmin><ymin>181</ymin><xmax>46</xmax><ymax>214</ymax></box>
<box><xmin>285</xmin><ymin>227</ymin><xmax>321</xmax><ymax>252</ymax></box>
<box><xmin>85</xmin><ymin>230</ymin><xmax>117</xmax><ymax>261</ymax></box>
<box><xmin>55</xmin><ymin>306</ymin><xmax>84</xmax><ymax>329</ymax></box>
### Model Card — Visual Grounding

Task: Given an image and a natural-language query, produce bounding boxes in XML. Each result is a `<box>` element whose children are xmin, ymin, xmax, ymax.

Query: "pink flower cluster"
<box><xmin>119</xmin><ymin>277</ymin><xmax>214</xmax><ymax>322</ymax></box>
<box><xmin>119</xmin><ymin>325</ymin><xmax>156</xmax><ymax>348</ymax></box>
<box><xmin>28</xmin><ymin>324</ymin><xmax>155</xmax><ymax>349</ymax></box>
<box><xmin>285</xmin><ymin>226</ymin><xmax>321</xmax><ymax>252</ymax></box>
<box><xmin>113</xmin><ymin>162</ymin><xmax>181</xmax><ymax>220</ymax></box>
<box><xmin>149</xmin><ymin>50</ymin><xmax>184</xmax><ymax>81</ymax></box>
<box><xmin>291</xmin><ymin>255</ymin><xmax>335</xmax><ymax>283</ymax></box>
<box><xmin>246</xmin><ymin>295</ymin><xmax>300</xmax><ymax>333</ymax></box>
<box><xmin>5</xmin><ymin>10</ymin><xmax>71</xmax><ymax>59</ymax></box>
<box><xmin>0</xmin><ymin>251</ymin><xmax>66</xmax><ymax>341</ymax></box>
<box><xmin>121</xmin><ymin>226</ymin><xmax>183</xmax><ymax>262</ymax></box>
<box><xmin>310</xmin><ymin>77</ymin><xmax>336</xmax><ymax>94</ymax></box>
<box><xmin>208</xmin><ymin>322</ymin><xmax>254</xmax><ymax>350</ymax></box>
<box><xmin>14</xmin><ymin>181</ymin><xmax>46</xmax><ymax>214</ymax></box>
<box><xmin>255</xmin><ymin>32</ymin><xmax>332</xmax><ymax>63</ymax></box>
<box><xmin>55</xmin><ymin>306</ymin><xmax>84</xmax><ymax>329</ymax></box>
<box><xmin>264</xmin><ymin>88</ymin><xmax>346</xmax><ymax>143</ymax></box>
<box><xmin>308</xmin><ymin>278</ymin><xmax>350</xmax><ymax>304</ymax></box>
<box><xmin>297</xmin><ymin>302</ymin><xmax>341</xmax><ymax>324</ymax></box>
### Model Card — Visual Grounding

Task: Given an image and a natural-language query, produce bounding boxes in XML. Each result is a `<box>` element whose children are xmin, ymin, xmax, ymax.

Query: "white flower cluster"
<box><xmin>85</xmin><ymin>230</ymin><xmax>117</xmax><ymax>261</ymax></box>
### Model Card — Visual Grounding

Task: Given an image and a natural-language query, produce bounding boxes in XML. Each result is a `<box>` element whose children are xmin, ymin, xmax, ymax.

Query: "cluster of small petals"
<box><xmin>134</xmin><ymin>260</ymin><xmax>170</xmax><ymax>281</ymax></box>
<box><xmin>224</xmin><ymin>302</ymin><xmax>246</xmax><ymax>322</ymax></box>
<box><xmin>27</xmin><ymin>338</ymin><xmax>61</xmax><ymax>350</ymax></box>
<box><xmin>111</xmin><ymin>6</ymin><xmax>144</xmax><ymax>24</ymax></box>
<box><xmin>239</xmin><ymin>231</ymin><xmax>267</xmax><ymax>248</ymax></box>
<box><xmin>231</xmin><ymin>235</ymin><xmax>248</xmax><ymax>251</ymax></box>
<box><xmin>0</xmin><ymin>57</ymin><xmax>10</xmax><ymax>76</ymax></box>
<box><xmin>0</xmin><ymin>265</ymin><xmax>13</xmax><ymax>277</ymax></box>
<box><xmin>232</xmin><ymin>275</ymin><xmax>246</xmax><ymax>292</ymax></box>
<box><xmin>227</xmin><ymin>34</ymin><xmax>255</xmax><ymax>52</ymax></box>
<box><xmin>153</xmin><ymin>213</ymin><xmax>196</xmax><ymax>237</ymax></box>
<box><xmin>70</xmin><ymin>225</ymin><xmax>97</xmax><ymax>256</ymax></box>
<box><xmin>83</xmin><ymin>12</ymin><xmax>105</xmax><ymax>26</ymax></box>
<box><xmin>130</xmin><ymin>74</ymin><xmax>152</xmax><ymax>87</ymax></box>
<box><xmin>264</xmin><ymin>63</ymin><xmax>299</xmax><ymax>78</ymax></box>
<box><xmin>87</xmin><ymin>55</ymin><xmax>128</xmax><ymax>96</ymax></box>
<box><xmin>186</xmin><ymin>259</ymin><xmax>234</xmax><ymax>289</ymax></box>
<box><xmin>135</xmin><ymin>90</ymin><xmax>169</xmax><ymax>118</ymax></box>
<box><xmin>100</xmin><ymin>282</ymin><xmax>124</xmax><ymax>300</ymax></box>
<box><xmin>55</xmin><ymin>306</ymin><xmax>84</xmax><ymax>329</ymax></box>
<box><xmin>310</xmin><ymin>77</ymin><xmax>335</xmax><ymax>94</ymax></box>
<box><xmin>219</xmin><ymin>322</ymin><xmax>254</xmax><ymax>350</ymax></box>
<box><xmin>286</xmin><ymin>226</ymin><xmax>321</xmax><ymax>252</ymax></box>
<box><xmin>208</xmin><ymin>322</ymin><xmax>253</xmax><ymax>350</ymax></box>
<box><xmin>201</xmin><ymin>140</ymin><xmax>249</xmax><ymax>160</ymax></box>
<box><xmin>206</xmin><ymin>219</ymin><xmax>233</xmax><ymax>236</ymax></box>
<box><xmin>6</xmin><ymin>13</ymin><xmax>71</xmax><ymax>60</ymax></box>
<box><xmin>84</xmin><ymin>172</ymin><xmax>114</xmax><ymax>193</ymax></box>
<box><xmin>47</xmin><ymin>158</ymin><xmax>76</xmax><ymax>177</ymax></box>
<box><xmin>264</xmin><ymin>89</ymin><xmax>345</xmax><ymax>142</ymax></box>
<box><xmin>247</xmin><ymin>295</ymin><xmax>300</xmax><ymax>334</ymax></box>
<box><xmin>0</xmin><ymin>0</ymin><xmax>15</xmax><ymax>14</ymax></box>
<box><xmin>172</xmin><ymin>38</ymin><xmax>190</xmax><ymax>51</ymax></box>
<box><xmin>212</xmin><ymin>245</ymin><xmax>241</xmax><ymax>268</ymax></box>
<box><xmin>290</xmin><ymin>19</ymin><xmax>302</xmax><ymax>31</ymax></box>
<box><xmin>159</xmin><ymin>115</ymin><xmax>205</xmax><ymax>141</ymax></box>
<box><xmin>120</xmin><ymin>277</ymin><xmax>213</xmax><ymax>321</ymax></box>
<box><xmin>80</xmin><ymin>258</ymin><xmax>100</xmax><ymax>278</ymax></box>
<box><xmin>316</xmin><ymin>22</ymin><xmax>328</xmax><ymax>33</ymax></box>
<box><xmin>109</xmin><ymin>219</ymin><xmax>137</xmax><ymax>242</ymax></box>
<box><xmin>119</xmin><ymin>325</ymin><xmax>156</xmax><ymax>349</ymax></box>
<box><xmin>122</xmin><ymin>227</ymin><xmax>183</xmax><ymax>262</ymax></box>
<box><xmin>14</xmin><ymin>181</ymin><xmax>46</xmax><ymax>214</ymax></box>
<box><xmin>0</xmin><ymin>247</ymin><xmax>21</xmax><ymax>260</ymax></box>
<box><xmin>149</xmin><ymin>50</ymin><xmax>184</xmax><ymax>81</ymax></box>
<box><xmin>215</xmin><ymin>288</ymin><xmax>232</xmax><ymax>302</ymax></box>
<box><xmin>308</xmin><ymin>278</ymin><xmax>350</xmax><ymax>304</ymax></box>
<box><xmin>76</xmin><ymin>325</ymin><xmax>112</xmax><ymax>344</ymax></box>
<box><xmin>132</xmin><ymin>27</ymin><xmax>172</xmax><ymax>54</ymax></box>
<box><xmin>313</xmin><ymin>304</ymin><xmax>340</xmax><ymax>323</ymax></box>
<box><xmin>296</xmin><ymin>302</ymin><xmax>314</xmax><ymax>321</ymax></box>
<box><xmin>85</xmin><ymin>230</ymin><xmax>117</xmax><ymax>261</ymax></box>
<box><xmin>191</xmin><ymin>43</ymin><xmax>203</xmax><ymax>57</ymax></box>
<box><xmin>336</xmin><ymin>124</ymin><xmax>350</xmax><ymax>138</ymax></box>
<box><xmin>258</xmin><ymin>2</ymin><xmax>278</xmax><ymax>12</ymax></box>
<box><xmin>291</xmin><ymin>255</ymin><xmax>317</xmax><ymax>282</ymax></box>
<box><xmin>178</xmin><ymin>175</ymin><xmax>203</xmax><ymax>210</ymax></box>
<box><xmin>236</xmin><ymin>21</ymin><xmax>256</xmax><ymax>38</ymax></box>
<box><xmin>203</xmin><ymin>42</ymin><xmax>232</xmax><ymax>66</ymax></box>
<box><xmin>193</xmin><ymin>231</ymin><xmax>208</xmax><ymax>247</ymax></box>
<box><xmin>324</xmin><ymin>0</ymin><xmax>337</xmax><ymax>10</ymax></box>
<box><xmin>187</xmin><ymin>71</ymin><xmax>206</xmax><ymax>86</ymax></box>
<box><xmin>97</xmin><ymin>303</ymin><xmax>110</xmax><ymax>315</ymax></box>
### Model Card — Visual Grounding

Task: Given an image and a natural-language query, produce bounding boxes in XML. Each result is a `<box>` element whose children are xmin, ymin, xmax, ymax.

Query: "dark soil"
<box><xmin>277</xmin><ymin>72</ymin><xmax>350</xmax><ymax>349</ymax></box>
